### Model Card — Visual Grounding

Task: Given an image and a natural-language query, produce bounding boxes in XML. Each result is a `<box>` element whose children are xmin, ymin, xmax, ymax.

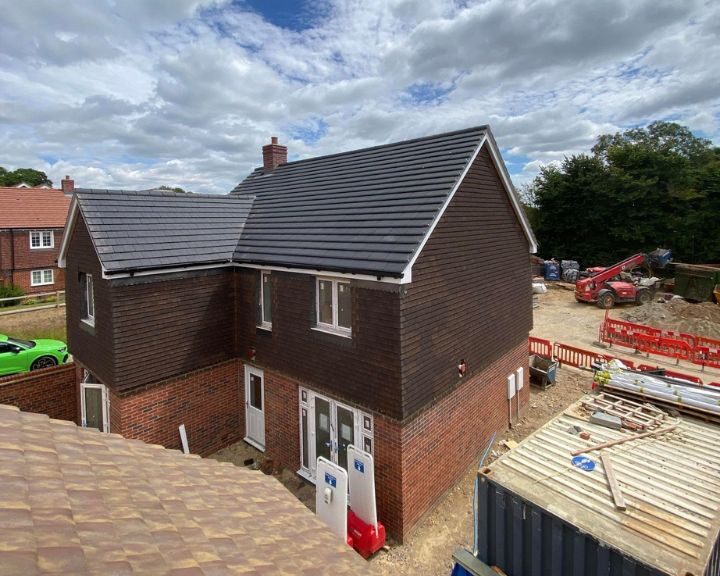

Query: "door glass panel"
<box><xmin>337</xmin><ymin>282</ymin><xmax>351</xmax><ymax>329</ymax></box>
<box><xmin>315</xmin><ymin>397</ymin><xmax>331</xmax><ymax>463</ymax></box>
<box><xmin>318</xmin><ymin>280</ymin><xmax>333</xmax><ymax>324</ymax></box>
<box><xmin>84</xmin><ymin>387</ymin><xmax>104</xmax><ymax>431</ymax></box>
<box><xmin>336</xmin><ymin>405</ymin><xmax>354</xmax><ymax>472</ymax></box>
<box><xmin>249</xmin><ymin>374</ymin><xmax>262</xmax><ymax>410</ymax></box>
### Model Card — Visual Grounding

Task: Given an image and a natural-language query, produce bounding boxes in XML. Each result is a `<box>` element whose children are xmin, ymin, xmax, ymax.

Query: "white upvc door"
<box><xmin>80</xmin><ymin>382</ymin><xmax>109</xmax><ymax>432</ymax></box>
<box><xmin>244</xmin><ymin>366</ymin><xmax>265</xmax><ymax>450</ymax></box>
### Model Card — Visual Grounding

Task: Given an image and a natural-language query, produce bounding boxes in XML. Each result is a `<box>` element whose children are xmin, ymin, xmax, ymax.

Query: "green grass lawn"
<box><xmin>0</xmin><ymin>308</ymin><xmax>67</xmax><ymax>343</ymax></box>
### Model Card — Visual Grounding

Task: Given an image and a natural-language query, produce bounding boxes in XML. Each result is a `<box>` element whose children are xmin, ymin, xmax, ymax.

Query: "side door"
<box><xmin>80</xmin><ymin>381</ymin><xmax>109</xmax><ymax>432</ymax></box>
<box><xmin>244</xmin><ymin>366</ymin><xmax>266</xmax><ymax>450</ymax></box>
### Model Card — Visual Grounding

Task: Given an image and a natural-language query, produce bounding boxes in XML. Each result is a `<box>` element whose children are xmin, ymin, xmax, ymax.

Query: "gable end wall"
<box><xmin>400</xmin><ymin>145</ymin><xmax>532</xmax><ymax>418</ymax></box>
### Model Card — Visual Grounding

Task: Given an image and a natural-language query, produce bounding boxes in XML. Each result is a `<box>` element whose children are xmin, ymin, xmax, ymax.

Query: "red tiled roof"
<box><xmin>0</xmin><ymin>187</ymin><xmax>71</xmax><ymax>229</ymax></box>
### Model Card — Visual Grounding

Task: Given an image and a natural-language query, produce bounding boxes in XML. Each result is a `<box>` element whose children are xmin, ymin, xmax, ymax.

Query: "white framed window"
<box><xmin>30</xmin><ymin>269</ymin><xmax>54</xmax><ymax>286</ymax></box>
<box><xmin>258</xmin><ymin>271</ymin><xmax>272</xmax><ymax>329</ymax></box>
<box><xmin>81</xmin><ymin>370</ymin><xmax>109</xmax><ymax>432</ymax></box>
<box><xmin>315</xmin><ymin>278</ymin><xmax>351</xmax><ymax>336</ymax></box>
<box><xmin>80</xmin><ymin>273</ymin><xmax>95</xmax><ymax>326</ymax></box>
<box><xmin>30</xmin><ymin>230</ymin><xmax>54</xmax><ymax>249</ymax></box>
<box><xmin>298</xmin><ymin>387</ymin><xmax>373</xmax><ymax>483</ymax></box>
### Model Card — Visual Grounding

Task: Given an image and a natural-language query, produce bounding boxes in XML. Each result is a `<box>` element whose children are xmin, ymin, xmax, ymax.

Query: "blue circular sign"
<box><xmin>571</xmin><ymin>455</ymin><xmax>596</xmax><ymax>472</ymax></box>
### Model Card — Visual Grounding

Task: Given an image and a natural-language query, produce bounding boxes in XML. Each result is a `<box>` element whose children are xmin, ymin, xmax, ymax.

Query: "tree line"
<box><xmin>523</xmin><ymin>121</ymin><xmax>720</xmax><ymax>266</ymax></box>
<box><xmin>0</xmin><ymin>167</ymin><xmax>52</xmax><ymax>187</ymax></box>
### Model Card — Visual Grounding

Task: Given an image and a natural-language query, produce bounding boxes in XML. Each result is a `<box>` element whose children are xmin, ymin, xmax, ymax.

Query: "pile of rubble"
<box><xmin>622</xmin><ymin>299</ymin><xmax>720</xmax><ymax>339</ymax></box>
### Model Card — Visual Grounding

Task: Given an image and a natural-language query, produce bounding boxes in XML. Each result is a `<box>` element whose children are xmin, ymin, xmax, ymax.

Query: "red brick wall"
<box><xmin>79</xmin><ymin>359</ymin><xmax>244</xmax><ymax>456</ymax></box>
<box><xmin>0</xmin><ymin>228</ymin><xmax>65</xmax><ymax>293</ymax></box>
<box><xmin>0</xmin><ymin>363</ymin><xmax>77</xmax><ymax>423</ymax></box>
<box><xmin>261</xmin><ymin>366</ymin><xmax>300</xmax><ymax>470</ymax></box>
<box><xmin>398</xmin><ymin>340</ymin><xmax>529</xmax><ymax>536</ymax></box>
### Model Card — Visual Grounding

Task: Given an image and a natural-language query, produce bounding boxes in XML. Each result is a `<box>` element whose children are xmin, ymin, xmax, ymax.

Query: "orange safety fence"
<box><xmin>552</xmin><ymin>343</ymin><xmax>633</xmax><ymax>370</ymax></box>
<box><xmin>529</xmin><ymin>336</ymin><xmax>552</xmax><ymax>357</ymax></box>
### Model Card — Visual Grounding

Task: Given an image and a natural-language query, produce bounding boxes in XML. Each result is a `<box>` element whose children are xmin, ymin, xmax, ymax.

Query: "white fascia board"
<box><xmin>484</xmin><ymin>133</ymin><xmax>539</xmax><ymax>253</ymax></box>
<box><xmin>103</xmin><ymin>261</ymin><xmax>405</xmax><ymax>284</ymax></box>
<box><xmin>57</xmin><ymin>196</ymin><xmax>78</xmax><ymax>268</ymax></box>
<box><xmin>399</xmin><ymin>134</ymin><xmax>487</xmax><ymax>283</ymax></box>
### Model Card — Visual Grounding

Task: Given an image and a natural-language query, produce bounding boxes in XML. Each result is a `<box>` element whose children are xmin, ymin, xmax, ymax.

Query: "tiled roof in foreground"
<box><xmin>0</xmin><ymin>404</ymin><xmax>366</xmax><ymax>575</ymax></box>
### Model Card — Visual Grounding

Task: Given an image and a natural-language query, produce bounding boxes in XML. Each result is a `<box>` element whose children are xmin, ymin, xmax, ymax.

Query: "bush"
<box><xmin>0</xmin><ymin>284</ymin><xmax>24</xmax><ymax>307</ymax></box>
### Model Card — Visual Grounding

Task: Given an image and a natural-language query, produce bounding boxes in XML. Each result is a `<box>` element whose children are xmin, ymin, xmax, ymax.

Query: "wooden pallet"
<box><xmin>579</xmin><ymin>392</ymin><xmax>668</xmax><ymax>431</ymax></box>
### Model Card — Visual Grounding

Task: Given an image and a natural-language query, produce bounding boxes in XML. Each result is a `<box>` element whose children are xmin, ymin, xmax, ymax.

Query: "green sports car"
<box><xmin>0</xmin><ymin>334</ymin><xmax>69</xmax><ymax>376</ymax></box>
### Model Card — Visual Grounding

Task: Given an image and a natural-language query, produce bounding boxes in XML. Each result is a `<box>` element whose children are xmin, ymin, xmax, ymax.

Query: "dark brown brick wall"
<box><xmin>0</xmin><ymin>363</ymin><xmax>77</xmax><ymax>423</ymax></box>
<box><xmin>400</xmin><ymin>146</ymin><xmax>533</xmax><ymax>418</ymax></box>
<box><xmin>235</xmin><ymin>270</ymin><xmax>403</xmax><ymax>419</ymax></box>
<box><xmin>83</xmin><ymin>359</ymin><xmax>243</xmax><ymax>456</ymax></box>
<box><xmin>65</xmin><ymin>214</ymin><xmax>115</xmax><ymax>387</ymax></box>
<box><xmin>111</xmin><ymin>269</ymin><xmax>235</xmax><ymax>392</ymax></box>
<box><xmin>0</xmin><ymin>228</ymin><xmax>65</xmax><ymax>293</ymax></box>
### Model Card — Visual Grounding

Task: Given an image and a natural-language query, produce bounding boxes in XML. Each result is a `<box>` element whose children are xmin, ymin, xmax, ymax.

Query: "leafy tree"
<box><xmin>531</xmin><ymin>122</ymin><xmax>719</xmax><ymax>266</ymax></box>
<box><xmin>0</xmin><ymin>167</ymin><xmax>52</xmax><ymax>187</ymax></box>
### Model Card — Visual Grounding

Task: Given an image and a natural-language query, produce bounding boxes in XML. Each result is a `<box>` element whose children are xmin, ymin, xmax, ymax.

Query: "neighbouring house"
<box><xmin>0</xmin><ymin>403</ymin><xmax>366</xmax><ymax>574</ymax></box>
<box><xmin>59</xmin><ymin>126</ymin><xmax>537</xmax><ymax>539</ymax></box>
<box><xmin>0</xmin><ymin>177</ymin><xmax>74</xmax><ymax>294</ymax></box>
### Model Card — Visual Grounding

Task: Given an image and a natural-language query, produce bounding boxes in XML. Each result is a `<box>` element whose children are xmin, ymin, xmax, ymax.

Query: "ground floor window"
<box><xmin>30</xmin><ymin>268</ymin><xmax>54</xmax><ymax>286</ymax></box>
<box><xmin>81</xmin><ymin>370</ymin><xmax>109</xmax><ymax>433</ymax></box>
<box><xmin>298</xmin><ymin>387</ymin><xmax>373</xmax><ymax>482</ymax></box>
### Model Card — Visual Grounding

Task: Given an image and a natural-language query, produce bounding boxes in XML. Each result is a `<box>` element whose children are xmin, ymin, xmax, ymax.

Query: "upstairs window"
<box><xmin>80</xmin><ymin>273</ymin><xmax>95</xmax><ymax>326</ymax></box>
<box><xmin>316</xmin><ymin>278</ymin><xmax>351</xmax><ymax>335</ymax></box>
<box><xmin>30</xmin><ymin>230</ymin><xmax>53</xmax><ymax>249</ymax></box>
<box><xmin>258</xmin><ymin>271</ymin><xmax>272</xmax><ymax>329</ymax></box>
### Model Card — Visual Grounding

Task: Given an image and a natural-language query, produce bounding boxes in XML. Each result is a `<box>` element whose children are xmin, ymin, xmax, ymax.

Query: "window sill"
<box><xmin>81</xmin><ymin>318</ymin><xmax>95</xmax><ymax>328</ymax></box>
<box><xmin>311</xmin><ymin>325</ymin><xmax>352</xmax><ymax>339</ymax></box>
<box><xmin>29</xmin><ymin>247</ymin><xmax>54</xmax><ymax>251</ymax></box>
<box><xmin>30</xmin><ymin>284</ymin><xmax>54</xmax><ymax>287</ymax></box>
<box><xmin>256</xmin><ymin>323</ymin><xmax>272</xmax><ymax>332</ymax></box>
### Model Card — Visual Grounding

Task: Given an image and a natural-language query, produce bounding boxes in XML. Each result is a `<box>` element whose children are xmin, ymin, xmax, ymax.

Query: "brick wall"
<box><xmin>261</xmin><ymin>366</ymin><xmax>300</xmax><ymax>470</ymax></box>
<box><xmin>0</xmin><ymin>363</ymin><xmax>77</xmax><ymax>423</ymax></box>
<box><xmin>398</xmin><ymin>339</ymin><xmax>529</xmax><ymax>537</ymax></box>
<box><xmin>82</xmin><ymin>359</ymin><xmax>244</xmax><ymax>457</ymax></box>
<box><xmin>0</xmin><ymin>228</ymin><xmax>65</xmax><ymax>293</ymax></box>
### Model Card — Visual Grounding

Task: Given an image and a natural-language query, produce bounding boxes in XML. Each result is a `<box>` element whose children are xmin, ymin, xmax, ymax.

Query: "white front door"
<box><xmin>244</xmin><ymin>366</ymin><xmax>265</xmax><ymax>450</ymax></box>
<box><xmin>80</xmin><ymin>379</ymin><xmax>109</xmax><ymax>433</ymax></box>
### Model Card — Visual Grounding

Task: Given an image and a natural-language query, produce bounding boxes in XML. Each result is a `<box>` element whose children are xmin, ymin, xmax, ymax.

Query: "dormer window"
<box><xmin>316</xmin><ymin>278</ymin><xmax>351</xmax><ymax>336</ymax></box>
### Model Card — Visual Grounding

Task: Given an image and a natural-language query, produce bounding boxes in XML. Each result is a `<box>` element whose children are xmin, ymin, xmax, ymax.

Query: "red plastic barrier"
<box><xmin>529</xmin><ymin>336</ymin><xmax>552</xmax><ymax>357</ymax></box>
<box><xmin>708</xmin><ymin>382</ymin><xmax>720</xmax><ymax>389</ymax></box>
<box><xmin>637</xmin><ymin>364</ymin><xmax>704</xmax><ymax>384</ymax></box>
<box><xmin>553</xmin><ymin>343</ymin><xmax>633</xmax><ymax>370</ymax></box>
<box><xmin>695</xmin><ymin>336</ymin><xmax>720</xmax><ymax>369</ymax></box>
<box><xmin>634</xmin><ymin>333</ymin><xmax>694</xmax><ymax>363</ymax></box>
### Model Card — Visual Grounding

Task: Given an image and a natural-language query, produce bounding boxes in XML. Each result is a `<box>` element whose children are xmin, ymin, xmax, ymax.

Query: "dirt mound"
<box><xmin>621</xmin><ymin>300</ymin><xmax>720</xmax><ymax>340</ymax></box>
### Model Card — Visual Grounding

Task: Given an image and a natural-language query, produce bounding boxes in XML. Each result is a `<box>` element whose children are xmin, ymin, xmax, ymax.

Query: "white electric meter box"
<box><xmin>516</xmin><ymin>367</ymin><xmax>524</xmax><ymax>390</ymax></box>
<box><xmin>315</xmin><ymin>457</ymin><xmax>348</xmax><ymax>542</ymax></box>
<box><xmin>507</xmin><ymin>373</ymin><xmax>516</xmax><ymax>399</ymax></box>
<box><xmin>347</xmin><ymin>444</ymin><xmax>378</xmax><ymax>531</ymax></box>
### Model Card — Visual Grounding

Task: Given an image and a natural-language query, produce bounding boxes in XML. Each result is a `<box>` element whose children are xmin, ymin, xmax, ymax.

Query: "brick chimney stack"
<box><xmin>262</xmin><ymin>136</ymin><xmax>287</xmax><ymax>172</ymax></box>
<box><xmin>61</xmin><ymin>175</ymin><xmax>74</xmax><ymax>195</ymax></box>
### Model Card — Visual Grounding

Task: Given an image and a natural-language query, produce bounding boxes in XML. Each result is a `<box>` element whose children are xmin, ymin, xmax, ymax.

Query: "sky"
<box><xmin>0</xmin><ymin>0</ymin><xmax>718</xmax><ymax>194</ymax></box>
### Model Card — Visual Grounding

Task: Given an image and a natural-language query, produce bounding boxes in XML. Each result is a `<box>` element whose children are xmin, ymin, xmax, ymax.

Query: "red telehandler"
<box><xmin>574</xmin><ymin>249</ymin><xmax>671</xmax><ymax>309</ymax></box>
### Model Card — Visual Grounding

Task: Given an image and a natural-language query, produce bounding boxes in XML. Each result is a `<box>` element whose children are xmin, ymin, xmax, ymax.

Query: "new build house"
<box><xmin>59</xmin><ymin>126</ymin><xmax>537</xmax><ymax>538</ymax></box>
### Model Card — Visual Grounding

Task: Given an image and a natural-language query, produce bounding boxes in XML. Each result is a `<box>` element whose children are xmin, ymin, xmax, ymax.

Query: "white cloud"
<box><xmin>0</xmin><ymin>0</ymin><xmax>717</xmax><ymax>193</ymax></box>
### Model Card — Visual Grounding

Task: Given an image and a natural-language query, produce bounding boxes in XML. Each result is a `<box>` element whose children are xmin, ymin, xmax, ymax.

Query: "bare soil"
<box><xmin>621</xmin><ymin>300</ymin><xmax>720</xmax><ymax>340</ymax></box>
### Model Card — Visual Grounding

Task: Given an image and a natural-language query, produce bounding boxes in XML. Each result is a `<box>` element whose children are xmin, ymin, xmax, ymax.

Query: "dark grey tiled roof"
<box><xmin>72</xmin><ymin>127</ymin><xmax>500</xmax><ymax>276</ymax></box>
<box><xmin>75</xmin><ymin>189</ymin><xmax>253</xmax><ymax>273</ymax></box>
<box><xmin>231</xmin><ymin>126</ymin><xmax>487</xmax><ymax>276</ymax></box>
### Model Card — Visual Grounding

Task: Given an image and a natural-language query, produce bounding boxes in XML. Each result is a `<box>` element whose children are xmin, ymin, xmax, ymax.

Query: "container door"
<box><xmin>244</xmin><ymin>366</ymin><xmax>265</xmax><ymax>450</ymax></box>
